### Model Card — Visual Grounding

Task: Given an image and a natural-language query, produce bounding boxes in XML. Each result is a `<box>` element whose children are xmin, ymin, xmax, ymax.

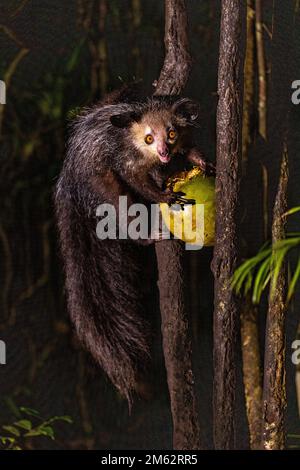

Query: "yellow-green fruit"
<box><xmin>160</xmin><ymin>167</ymin><xmax>215</xmax><ymax>246</ymax></box>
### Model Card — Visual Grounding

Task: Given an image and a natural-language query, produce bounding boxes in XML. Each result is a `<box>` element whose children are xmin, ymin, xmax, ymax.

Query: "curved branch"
<box><xmin>153</xmin><ymin>0</ymin><xmax>192</xmax><ymax>96</ymax></box>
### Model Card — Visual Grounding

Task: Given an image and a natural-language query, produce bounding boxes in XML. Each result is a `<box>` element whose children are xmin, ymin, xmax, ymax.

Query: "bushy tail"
<box><xmin>55</xmin><ymin>194</ymin><xmax>150</xmax><ymax>404</ymax></box>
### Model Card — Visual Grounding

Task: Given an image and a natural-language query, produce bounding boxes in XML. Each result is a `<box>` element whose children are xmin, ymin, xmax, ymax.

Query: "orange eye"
<box><xmin>145</xmin><ymin>134</ymin><xmax>154</xmax><ymax>145</ymax></box>
<box><xmin>168</xmin><ymin>129</ymin><xmax>177</xmax><ymax>140</ymax></box>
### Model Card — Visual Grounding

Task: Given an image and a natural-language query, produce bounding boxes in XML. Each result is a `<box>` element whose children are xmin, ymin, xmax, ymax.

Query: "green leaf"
<box><xmin>252</xmin><ymin>255</ymin><xmax>271</xmax><ymax>303</ymax></box>
<box><xmin>231</xmin><ymin>247</ymin><xmax>271</xmax><ymax>294</ymax></box>
<box><xmin>20</xmin><ymin>406</ymin><xmax>40</xmax><ymax>417</ymax></box>
<box><xmin>57</xmin><ymin>415</ymin><xmax>73</xmax><ymax>424</ymax></box>
<box><xmin>39</xmin><ymin>426</ymin><xmax>55</xmax><ymax>440</ymax></box>
<box><xmin>2</xmin><ymin>425</ymin><xmax>20</xmax><ymax>437</ymax></box>
<box><xmin>273</xmin><ymin>237</ymin><xmax>300</xmax><ymax>251</ymax></box>
<box><xmin>14</xmin><ymin>419</ymin><xmax>32</xmax><ymax>431</ymax></box>
<box><xmin>0</xmin><ymin>436</ymin><xmax>15</xmax><ymax>445</ymax></box>
<box><xmin>66</xmin><ymin>39</ymin><xmax>85</xmax><ymax>73</ymax></box>
<box><xmin>283</xmin><ymin>206</ymin><xmax>300</xmax><ymax>217</ymax></box>
<box><xmin>243</xmin><ymin>272</ymin><xmax>253</xmax><ymax>296</ymax></box>
<box><xmin>287</xmin><ymin>258</ymin><xmax>300</xmax><ymax>303</ymax></box>
<box><xmin>232</xmin><ymin>260</ymin><xmax>256</xmax><ymax>293</ymax></box>
<box><xmin>46</xmin><ymin>415</ymin><xmax>72</xmax><ymax>425</ymax></box>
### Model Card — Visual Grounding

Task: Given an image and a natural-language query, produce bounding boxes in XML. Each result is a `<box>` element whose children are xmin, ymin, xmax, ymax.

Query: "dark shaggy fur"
<box><xmin>55</xmin><ymin>86</ymin><xmax>212</xmax><ymax>404</ymax></box>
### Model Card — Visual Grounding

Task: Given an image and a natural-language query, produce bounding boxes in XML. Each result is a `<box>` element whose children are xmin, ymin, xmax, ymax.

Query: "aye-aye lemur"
<box><xmin>55</xmin><ymin>85</ymin><xmax>215</xmax><ymax>404</ymax></box>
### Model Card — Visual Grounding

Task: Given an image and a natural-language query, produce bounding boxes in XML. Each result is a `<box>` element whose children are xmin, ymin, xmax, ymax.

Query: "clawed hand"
<box><xmin>162</xmin><ymin>189</ymin><xmax>195</xmax><ymax>208</ymax></box>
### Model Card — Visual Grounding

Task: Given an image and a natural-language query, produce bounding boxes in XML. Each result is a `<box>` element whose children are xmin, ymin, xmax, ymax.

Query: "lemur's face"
<box><xmin>110</xmin><ymin>98</ymin><xmax>199</xmax><ymax>165</ymax></box>
<box><xmin>130</xmin><ymin>110</ymin><xmax>181</xmax><ymax>164</ymax></box>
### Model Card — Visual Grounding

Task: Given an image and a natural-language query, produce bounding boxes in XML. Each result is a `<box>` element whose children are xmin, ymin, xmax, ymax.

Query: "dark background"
<box><xmin>0</xmin><ymin>0</ymin><xmax>299</xmax><ymax>450</ymax></box>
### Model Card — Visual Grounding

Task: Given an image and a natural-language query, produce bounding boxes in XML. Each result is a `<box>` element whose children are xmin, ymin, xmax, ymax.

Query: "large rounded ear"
<box><xmin>172</xmin><ymin>98</ymin><xmax>200</xmax><ymax>124</ymax></box>
<box><xmin>110</xmin><ymin>111</ymin><xmax>139</xmax><ymax>128</ymax></box>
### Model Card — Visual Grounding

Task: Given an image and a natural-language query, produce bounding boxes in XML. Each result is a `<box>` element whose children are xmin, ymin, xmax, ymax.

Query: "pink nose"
<box><xmin>158</xmin><ymin>147</ymin><xmax>169</xmax><ymax>158</ymax></box>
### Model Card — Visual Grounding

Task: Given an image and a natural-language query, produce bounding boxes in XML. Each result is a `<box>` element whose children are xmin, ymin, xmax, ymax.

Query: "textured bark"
<box><xmin>153</xmin><ymin>0</ymin><xmax>192</xmax><ymax>96</ymax></box>
<box><xmin>240</xmin><ymin>299</ymin><xmax>262</xmax><ymax>449</ymax></box>
<box><xmin>261</xmin><ymin>151</ymin><xmax>288</xmax><ymax>450</ymax></box>
<box><xmin>154</xmin><ymin>0</ymin><xmax>201</xmax><ymax>450</ymax></box>
<box><xmin>242</xmin><ymin>0</ymin><xmax>255</xmax><ymax>170</ymax></box>
<box><xmin>156</xmin><ymin>242</ymin><xmax>201</xmax><ymax>449</ymax></box>
<box><xmin>255</xmin><ymin>0</ymin><xmax>267</xmax><ymax>140</ymax></box>
<box><xmin>240</xmin><ymin>1</ymin><xmax>263</xmax><ymax>449</ymax></box>
<box><xmin>211</xmin><ymin>0</ymin><xmax>245</xmax><ymax>450</ymax></box>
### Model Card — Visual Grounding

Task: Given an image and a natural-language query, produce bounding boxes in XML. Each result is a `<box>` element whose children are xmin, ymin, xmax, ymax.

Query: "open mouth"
<box><xmin>159</xmin><ymin>154</ymin><xmax>171</xmax><ymax>163</ymax></box>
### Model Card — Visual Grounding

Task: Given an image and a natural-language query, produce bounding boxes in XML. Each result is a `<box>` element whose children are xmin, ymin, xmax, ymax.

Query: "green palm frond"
<box><xmin>232</xmin><ymin>207</ymin><xmax>300</xmax><ymax>305</ymax></box>
<box><xmin>252</xmin><ymin>255</ymin><xmax>271</xmax><ymax>303</ymax></box>
<box><xmin>287</xmin><ymin>258</ymin><xmax>300</xmax><ymax>303</ymax></box>
<box><xmin>283</xmin><ymin>206</ymin><xmax>300</xmax><ymax>217</ymax></box>
<box><xmin>231</xmin><ymin>246</ymin><xmax>272</xmax><ymax>298</ymax></box>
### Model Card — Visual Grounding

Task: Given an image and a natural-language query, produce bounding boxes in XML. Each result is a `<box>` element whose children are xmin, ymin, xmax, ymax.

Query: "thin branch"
<box><xmin>0</xmin><ymin>24</ymin><xmax>25</xmax><ymax>48</ymax></box>
<box><xmin>10</xmin><ymin>0</ymin><xmax>30</xmax><ymax>18</ymax></box>
<box><xmin>255</xmin><ymin>0</ymin><xmax>267</xmax><ymax>140</ymax></box>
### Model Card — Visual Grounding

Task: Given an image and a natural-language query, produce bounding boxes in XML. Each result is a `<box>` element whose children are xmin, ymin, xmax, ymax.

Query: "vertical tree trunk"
<box><xmin>259</xmin><ymin>1</ymin><xmax>293</xmax><ymax>449</ymax></box>
<box><xmin>154</xmin><ymin>0</ymin><xmax>201</xmax><ymax>450</ymax></box>
<box><xmin>156</xmin><ymin>242</ymin><xmax>202</xmax><ymax>450</ymax></box>
<box><xmin>240</xmin><ymin>1</ymin><xmax>263</xmax><ymax>449</ymax></box>
<box><xmin>240</xmin><ymin>299</ymin><xmax>262</xmax><ymax>449</ymax></box>
<box><xmin>261</xmin><ymin>150</ymin><xmax>288</xmax><ymax>450</ymax></box>
<box><xmin>211</xmin><ymin>0</ymin><xmax>245</xmax><ymax>449</ymax></box>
